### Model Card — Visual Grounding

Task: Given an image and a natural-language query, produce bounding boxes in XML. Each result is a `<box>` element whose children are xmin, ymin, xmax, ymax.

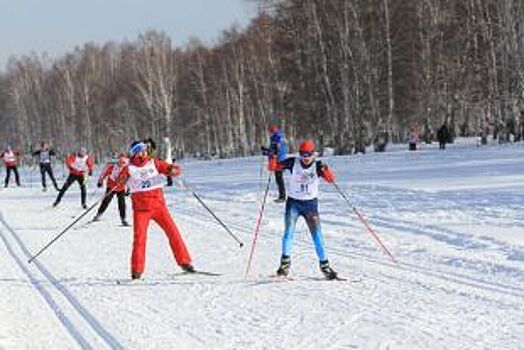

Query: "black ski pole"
<box><xmin>28</xmin><ymin>188</ymin><xmax>115</xmax><ymax>263</ymax></box>
<box><xmin>181</xmin><ymin>179</ymin><xmax>244</xmax><ymax>248</ymax></box>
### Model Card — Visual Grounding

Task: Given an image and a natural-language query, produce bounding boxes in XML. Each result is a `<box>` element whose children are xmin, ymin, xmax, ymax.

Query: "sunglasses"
<box><xmin>299</xmin><ymin>151</ymin><xmax>313</xmax><ymax>158</ymax></box>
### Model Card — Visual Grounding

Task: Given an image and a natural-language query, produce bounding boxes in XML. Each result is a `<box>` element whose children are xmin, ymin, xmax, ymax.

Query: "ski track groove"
<box><xmin>0</xmin><ymin>213</ymin><xmax>125</xmax><ymax>350</ymax></box>
<box><xmin>169</xmin><ymin>199</ymin><xmax>514</xmax><ymax>348</ymax></box>
<box><xmin>171</xmin><ymin>196</ymin><xmax>524</xmax><ymax>304</ymax></box>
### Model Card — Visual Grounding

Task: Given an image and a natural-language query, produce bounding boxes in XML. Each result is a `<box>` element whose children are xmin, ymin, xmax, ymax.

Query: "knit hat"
<box><xmin>129</xmin><ymin>141</ymin><xmax>147</xmax><ymax>157</ymax></box>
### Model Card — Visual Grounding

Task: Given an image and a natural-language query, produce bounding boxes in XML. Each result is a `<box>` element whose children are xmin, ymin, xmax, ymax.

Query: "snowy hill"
<box><xmin>1</xmin><ymin>141</ymin><xmax>523</xmax><ymax>349</ymax></box>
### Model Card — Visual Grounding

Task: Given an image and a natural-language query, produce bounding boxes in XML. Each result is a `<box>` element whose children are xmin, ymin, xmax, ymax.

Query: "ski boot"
<box><xmin>274</xmin><ymin>196</ymin><xmax>286</xmax><ymax>203</ymax></box>
<box><xmin>319</xmin><ymin>260</ymin><xmax>338</xmax><ymax>280</ymax></box>
<box><xmin>131</xmin><ymin>271</ymin><xmax>142</xmax><ymax>280</ymax></box>
<box><xmin>180</xmin><ymin>264</ymin><xmax>195</xmax><ymax>273</ymax></box>
<box><xmin>82</xmin><ymin>203</ymin><xmax>88</xmax><ymax>209</ymax></box>
<box><xmin>121</xmin><ymin>219</ymin><xmax>130</xmax><ymax>227</ymax></box>
<box><xmin>276</xmin><ymin>255</ymin><xmax>291</xmax><ymax>276</ymax></box>
<box><xmin>92</xmin><ymin>214</ymin><xmax>101</xmax><ymax>222</ymax></box>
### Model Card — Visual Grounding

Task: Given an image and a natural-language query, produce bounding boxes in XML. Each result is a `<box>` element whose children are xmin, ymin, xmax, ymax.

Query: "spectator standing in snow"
<box><xmin>268</xmin><ymin>140</ymin><xmax>339</xmax><ymax>280</ymax></box>
<box><xmin>408</xmin><ymin>127</ymin><xmax>419</xmax><ymax>151</ymax></box>
<box><xmin>437</xmin><ymin>123</ymin><xmax>450</xmax><ymax>150</ymax></box>
<box><xmin>53</xmin><ymin>147</ymin><xmax>94</xmax><ymax>209</ymax></box>
<box><xmin>261</xmin><ymin>125</ymin><xmax>288</xmax><ymax>202</ymax></box>
<box><xmin>1</xmin><ymin>145</ymin><xmax>21</xmax><ymax>187</ymax></box>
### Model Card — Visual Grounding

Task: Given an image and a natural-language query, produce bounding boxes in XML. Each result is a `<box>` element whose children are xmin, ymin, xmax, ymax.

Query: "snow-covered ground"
<box><xmin>1</xmin><ymin>139</ymin><xmax>523</xmax><ymax>349</ymax></box>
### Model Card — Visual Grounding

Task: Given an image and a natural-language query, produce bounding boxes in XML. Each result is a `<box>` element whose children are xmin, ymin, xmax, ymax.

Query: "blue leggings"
<box><xmin>282</xmin><ymin>198</ymin><xmax>327</xmax><ymax>261</ymax></box>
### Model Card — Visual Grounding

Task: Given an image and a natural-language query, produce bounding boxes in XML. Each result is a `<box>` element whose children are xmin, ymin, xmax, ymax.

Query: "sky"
<box><xmin>0</xmin><ymin>0</ymin><xmax>259</xmax><ymax>70</ymax></box>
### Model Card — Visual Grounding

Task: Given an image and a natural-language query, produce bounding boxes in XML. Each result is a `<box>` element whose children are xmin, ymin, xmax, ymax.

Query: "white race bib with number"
<box><xmin>127</xmin><ymin>160</ymin><xmax>165</xmax><ymax>193</ymax></box>
<box><xmin>3</xmin><ymin>151</ymin><xmax>16</xmax><ymax>163</ymax></box>
<box><xmin>72</xmin><ymin>155</ymin><xmax>88</xmax><ymax>171</ymax></box>
<box><xmin>288</xmin><ymin>159</ymin><xmax>319</xmax><ymax>200</ymax></box>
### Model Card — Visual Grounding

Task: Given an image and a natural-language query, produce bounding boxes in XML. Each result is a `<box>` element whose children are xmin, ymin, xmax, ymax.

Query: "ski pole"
<box><xmin>180</xmin><ymin>179</ymin><xmax>244</xmax><ymax>248</ymax></box>
<box><xmin>259</xmin><ymin>155</ymin><xmax>264</xmax><ymax>198</ymax></box>
<box><xmin>332</xmin><ymin>182</ymin><xmax>398</xmax><ymax>264</ymax></box>
<box><xmin>245</xmin><ymin>173</ymin><xmax>272</xmax><ymax>278</ymax></box>
<box><xmin>28</xmin><ymin>188</ymin><xmax>115</xmax><ymax>263</ymax></box>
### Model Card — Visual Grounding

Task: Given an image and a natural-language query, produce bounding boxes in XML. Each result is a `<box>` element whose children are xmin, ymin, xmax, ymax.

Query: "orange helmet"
<box><xmin>299</xmin><ymin>140</ymin><xmax>315</xmax><ymax>154</ymax></box>
<box><xmin>268</xmin><ymin>125</ymin><xmax>279</xmax><ymax>133</ymax></box>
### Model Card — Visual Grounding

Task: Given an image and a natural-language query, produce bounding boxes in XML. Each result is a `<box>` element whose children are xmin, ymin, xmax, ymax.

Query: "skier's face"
<box><xmin>300</xmin><ymin>151</ymin><xmax>314</xmax><ymax>165</ymax></box>
<box><xmin>135</xmin><ymin>150</ymin><xmax>147</xmax><ymax>160</ymax></box>
<box><xmin>118</xmin><ymin>157</ymin><xmax>128</xmax><ymax>167</ymax></box>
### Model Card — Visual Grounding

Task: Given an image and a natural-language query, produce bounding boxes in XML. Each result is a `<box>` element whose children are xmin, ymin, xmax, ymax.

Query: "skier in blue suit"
<box><xmin>262</xmin><ymin>125</ymin><xmax>288</xmax><ymax>202</ymax></box>
<box><xmin>268</xmin><ymin>140</ymin><xmax>338</xmax><ymax>280</ymax></box>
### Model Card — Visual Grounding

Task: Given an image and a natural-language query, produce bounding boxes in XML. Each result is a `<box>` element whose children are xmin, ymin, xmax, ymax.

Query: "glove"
<box><xmin>261</xmin><ymin>146</ymin><xmax>270</xmax><ymax>156</ymax></box>
<box><xmin>321</xmin><ymin>166</ymin><xmax>336</xmax><ymax>183</ymax></box>
<box><xmin>170</xmin><ymin>164</ymin><xmax>181</xmax><ymax>177</ymax></box>
<box><xmin>125</xmin><ymin>189</ymin><xmax>131</xmax><ymax>197</ymax></box>
<box><xmin>166</xmin><ymin>177</ymin><xmax>173</xmax><ymax>187</ymax></box>
<box><xmin>268</xmin><ymin>156</ymin><xmax>278</xmax><ymax>171</ymax></box>
<box><xmin>97</xmin><ymin>182</ymin><xmax>103</xmax><ymax>188</ymax></box>
<box><xmin>88</xmin><ymin>170</ymin><xmax>93</xmax><ymax>176</ymax></box>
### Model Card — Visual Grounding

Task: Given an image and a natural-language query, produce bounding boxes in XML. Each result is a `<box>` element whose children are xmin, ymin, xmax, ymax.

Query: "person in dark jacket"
<box><xmin>437</xmin><ymin>123</ymin><xmax>450</xmax><ymax>150</ymax></box>
<box><xmin>261</xmin><ymin>125</ymin><xmax>288</xmax><ymax>202</ymax></box>
<box><xmin>33</xmin><ymin>141</ymin><xmax>60</xmax><ymax>191</ymax></box>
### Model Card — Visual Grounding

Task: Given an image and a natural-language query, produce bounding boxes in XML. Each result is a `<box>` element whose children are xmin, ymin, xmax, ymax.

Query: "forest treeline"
<box><xmin>0</xmin><ymin>0</ymin><xmax>523</xmax><ymax>161</ymax></box>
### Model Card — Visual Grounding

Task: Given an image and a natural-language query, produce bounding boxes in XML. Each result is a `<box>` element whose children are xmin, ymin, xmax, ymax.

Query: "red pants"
<box><xmin>131</xmin><ymin>201</ymin><xmax>191</xmax><ymax>274</ymax></box>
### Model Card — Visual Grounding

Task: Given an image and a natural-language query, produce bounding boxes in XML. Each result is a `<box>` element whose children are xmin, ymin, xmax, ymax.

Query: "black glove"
<box><xmin>261</xmin><ymin>146</ymin><xmax>270</xmax><ymax>156</ymax></box>
<box><xmin>166</xmin><ymin>176</ymin><xmax>173</xmax><ymax>187</ymax></box>
<box><xmin>125</xmin><ymin>189</ymin><xmax>131</xmax><ymax>196</ymax></box>
<box><xmin>97</xmin><ymin>182</ymin><xmax>103</xmax><ymax>188</ymax></box>
<box><xmin>88</xmin><ymin>170</ymin><xmax>93</xmax><ymax>176</ymax></box>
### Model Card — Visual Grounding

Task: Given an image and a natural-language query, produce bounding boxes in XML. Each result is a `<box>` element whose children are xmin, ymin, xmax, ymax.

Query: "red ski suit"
<box><xmin>118</xmin><ymin>156</ymin><xmax>191</xmax><ymax>275</ymax></box>
<box><xmin>65</xmin><ymin>153</ymin><xmax>94</xmax><ymax>176</ymax></box>
<box><xmin>98</xmin><ymin>163</ymin><xmax>126</xmax><ymax>192</ymax></box>
<box><xmin>1</xmin><ymin>150</ymin><xmax>18</xmax><ymax>167</ymax></box>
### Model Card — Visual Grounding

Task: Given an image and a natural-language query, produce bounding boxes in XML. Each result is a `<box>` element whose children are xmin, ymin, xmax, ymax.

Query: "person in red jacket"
<box><xmin>117</xmin><ymin>141</ymin><xmax>193</xmax><ymax>280</ymax></box>
<box><xmin>92</xmin><ymin>153</ymin><xmax>129</xmax><ymax>226</ymax></box>
<box><xmin>1</xmin><ymin>145</ymin><xmax>21</xmax><ymax>187</ymax></box>
<box><xmin>53</xmin><ymin>147</ymin><xmax>94</xmax><ymax>209</ymax></box>
<box><xmin>268</xmin><ymin>140</ymin><xmax>339</xmax><ymax>280</ymax></box>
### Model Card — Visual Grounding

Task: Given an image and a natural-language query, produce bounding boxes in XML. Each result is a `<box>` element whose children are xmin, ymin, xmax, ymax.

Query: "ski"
<box><xmin>306</xmin><ymin>276</ymin><xmax>361</xmax><ymax>282</ymax></box>
<box><xmin>114</xmin><ymin>277</ymin><xmax>146</xmax><ymax>285</ymax></box>
<box><xmin>268</xmin><ymin>274</ymin><xmax>295</xmax><ymax>281</ymax></box>
<box><xmin>74</xmin><ymin>219</ymin><xmax>98</xmax><ymax>230</ymax></box>
<box><xmin>174</xmin><ymin>270</ymin><xmax>222</xmax><ymax>277</ymax></box>
<box><xmin>258</xmin><ymin>274</ymin><xmax>357</xmax><ymax>283</ymax></box>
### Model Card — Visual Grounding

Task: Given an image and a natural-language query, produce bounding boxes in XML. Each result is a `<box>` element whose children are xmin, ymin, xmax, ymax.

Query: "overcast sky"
<box><xmin>0</xmin><ymin>0</ymin><xmax>258</xmax><ymax>70</ymax></box>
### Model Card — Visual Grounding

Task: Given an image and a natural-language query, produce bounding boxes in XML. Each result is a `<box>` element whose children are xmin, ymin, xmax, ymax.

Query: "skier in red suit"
<box><xmin>117</xmin><ymin>141</ymin><xmax>193</xmax><ymax>280</ymax></box>
<box><xmin>1</xmin><ymin>145</ymin><xmax>21</xmax><ymax>187</ymax></box>
<box><xmin>53</xmin><ymin>147</ymin><xmax>94</xmax><ymax>209</ymax></box>
<box><xmin>93</xmin><ymin>153</ymin><xmax>130</xmax><ymax>226</ymax></box>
